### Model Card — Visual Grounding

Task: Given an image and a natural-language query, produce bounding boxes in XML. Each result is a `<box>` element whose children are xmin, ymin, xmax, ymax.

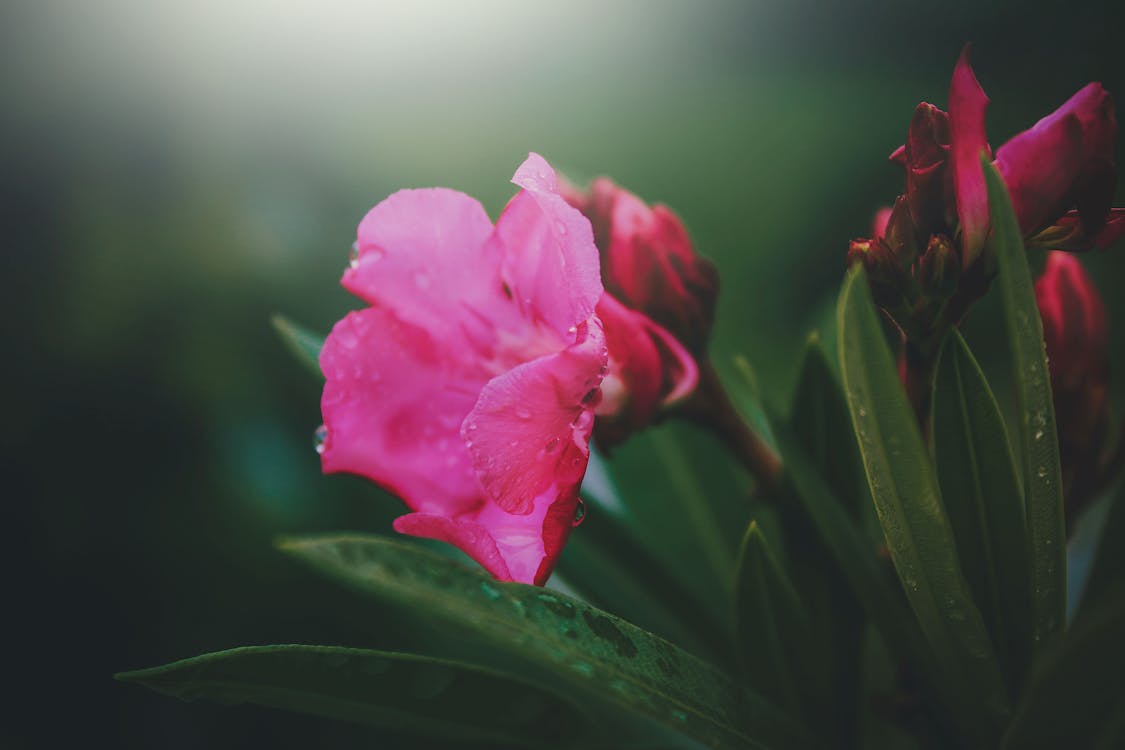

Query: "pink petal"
<box><xmin>495</xmin><ymin>153</ymin><xmax>604</xmax><ymax>338</ymax></box>
<box><xmin>463</xmin><ymin>316</ymin><xmax>608</xmax><ymax>515</ymax></box>
<box><xmin>394</xmin><ymin>485</ymin><xmax>578</xmax><ymax>585</ymax></box>
<box><xmin>1092</xmin><ymin>208</ymin><xmax>1125</xmax><ymax>249</ymax></box>
<box><xmin>594</xmin><ymin>294</ymin><xmax>699</xmax><ymax>447</ymax></box>
<box><xmin>996</xmin><ymin>83</ymin><xmax>1116</xmax><ymax>236</ymax></box>
<box><xmin>319</xmin><ymin>307</ymin><xmax>487</xmax><ymax>517</ymax></box>
<box><xmin>949</xmin><ymin>46</ymin><xmax>992</xmax><ymax>264</ymax></box>
<box><xmin>995</xmin><ymin>115</ymin><xmax>1085</xmax><ymax>236</ymax></box>
<box><xmin>344</xmin><ymin>188</ymin><xmax>506</xmax><ymax>343</ymax></box>
<box><xmin>872</xmin><ymin>206</ymin><xmax>893</xmax><ymax>240</ymax></box>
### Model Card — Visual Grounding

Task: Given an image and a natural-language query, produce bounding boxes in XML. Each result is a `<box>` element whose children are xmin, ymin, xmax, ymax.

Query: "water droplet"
<box><xmin>573</xmin><ymin>499</ymin><xmax>587</xmax><ymax>527</ymax></box>
<box><xmin>480</xmin><ymin>582</ymin><xmax>502</xmax><ymax>601</ymax></box>
<box><xmin>313</xmin><ymin>425</ymin><xmax>328</xmax><ymax>454</ymax></box>
<box><xmin>515</xmin><ymin>408</ymin><xmax>531</xmax><ymax>420</ymax></box>
<box><xmin>554</xmin><ymin>220</ymin><xmax>567</xmax><ymax>235</ymax></box>
<box><xmin>348</xmin><ymin>242</ymin><xmax>360</xmax><ymax>269</ymax></box>
<box><xmin>1037</xmin><ymin>465</ymin><xmax>1048</xmax><ymax>478</ymax></box>
<box><xmin>858</xmin><ymin>407</ymin><xmax>867</xmax><ymax>418</ymax></box>
<box><xmin>570</xmin><ymin>661</ymin><xmax>594</xmax><ymax>677</ymax></box>
<box><xmin>544</xmin><ymin>437</ymin><xmax>560</xmax><ymax>453</ymax></box>
<box><xmin>1034</xmin><ymin>429</ymin><xmax>1045</xmax><ymax>441</ymax></box>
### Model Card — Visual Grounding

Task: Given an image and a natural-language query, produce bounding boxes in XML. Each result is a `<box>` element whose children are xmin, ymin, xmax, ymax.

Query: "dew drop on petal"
<box><xmin>313</xmin><ymin>424</ymin><xmax>328</xmax><ymax>454</ymax></box>
<box><xmin>572</xmin><ymin>499</ymin><xmax>587</xmax><ymax>527</ymax></box>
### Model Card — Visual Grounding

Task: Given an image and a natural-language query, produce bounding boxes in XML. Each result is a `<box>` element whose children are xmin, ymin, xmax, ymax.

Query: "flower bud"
<box><xmin>564</xmin><ymin>178</ymin><xmax>718</xmax><ymax>356</ymax></box>
<box><xmin>1035</xmin><ymin>251</ymin><xmax>1112</xmax><ymax>519</ymax></box>
<box><xmin>848</xmin><ymin>237</ymin><xmax>907</xmax><ymax>310</ymax></box>
<box><xmin>917</xmin><ymin>234</ymin><xmax>960</xmax><ymax>301</ymax></box>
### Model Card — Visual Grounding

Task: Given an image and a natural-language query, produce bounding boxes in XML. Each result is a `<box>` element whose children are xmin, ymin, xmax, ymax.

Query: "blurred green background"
<box><xmin>6</xmin><ymin>0</ymin><xmax>1125</xmax><ymax>746</ymax></box>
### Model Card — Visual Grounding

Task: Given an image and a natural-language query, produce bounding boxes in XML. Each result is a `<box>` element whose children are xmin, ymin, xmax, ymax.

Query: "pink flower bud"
<box><xmin>565</xmin><ymin>178</ymin><xmax>718</xmax><ymax>355</ymax></box>
<box><xmin>1035</xmin><ymin>251</ymin><xmax>1112</xmax><ymax>518</ymax></box>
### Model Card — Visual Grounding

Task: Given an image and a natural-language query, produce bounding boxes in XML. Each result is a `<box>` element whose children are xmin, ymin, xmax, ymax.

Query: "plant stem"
<box><xmin>677</xmin><ymin>358</ymin><xmax>784</xmax><ymax>491</ymax></box>
<box><xmin>900</xmin><ymin>339</ymin><xmax>938</xmax><ymax>439</ymax></box>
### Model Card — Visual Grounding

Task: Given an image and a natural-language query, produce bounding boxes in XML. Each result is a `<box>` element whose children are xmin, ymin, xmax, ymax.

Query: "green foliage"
<box><xmin>117</xmin><ymin>645</ymin><xmax>587</xmax><ymax>747</ymax></box>
<box><xmin>932</xmin><ymin>330</ymin><xmax>1032</xmax><ymax>690</ymax></box>
<box><xmin>278</xmin><ymin>534</ymin><xmax>809</xmax><ymax>750</ymax></box>
<box><xmin>271</xmin><ymin>314</ymin><xmax>325</xmax><ymax>378</ymax></box>
<box><xmin>982</xmin><ymin>158</ymin><xmax>1066</xmax><ymax>651</ymax></box>
<box><xmin>733</xmin><ymin>522</ymin><xmax>819</xmax><ymax>721</ymax></box>
<box><xmin>838</xmin><ymin>266</ymin><xmax>1009</xmax><ymax>734</ymax></box>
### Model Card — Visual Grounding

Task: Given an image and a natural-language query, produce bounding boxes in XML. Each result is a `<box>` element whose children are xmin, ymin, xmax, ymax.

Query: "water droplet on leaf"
<box><xmin>313</xmin><ymin>425</ymin><xmax>328</xmax><ymax>454</ymax></box>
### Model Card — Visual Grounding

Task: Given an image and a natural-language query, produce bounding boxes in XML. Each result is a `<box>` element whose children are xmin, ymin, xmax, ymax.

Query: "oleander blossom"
<box><xmin>318</xmin><ymin>154</ymin><xmax>607</xmax><ymax>585</ymax></box>
<box><xmin>851</xmin><ymin>45</ymin><xmax>1123</xmax><ymax>344</ymax></box>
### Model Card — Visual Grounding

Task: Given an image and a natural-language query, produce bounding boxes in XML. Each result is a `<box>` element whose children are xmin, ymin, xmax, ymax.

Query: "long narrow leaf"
<box><xmin>837</xmin><ymin>266</ymin><xmax>1008</xmax><ymax>731</ymax></box>
<box><xmin>272</xmin><ymin>314</ymin><xmax>325</xmax><ymax>378</ymax></box>
<box><xmin>770</xmin><ymin>419</ymin><xmax>957</xmax><ymax>716</ymax></box>
<box><xmin>787</xmin><ymin>339</ymin><xmax>866</xmax><ymax>745</ymax></box>
<box><xmin>982</xmin><ymin>157</ymin><xmax>1066</xmax><ymax>648</ymax></box>
<box><xmin>933</xmin><ymin>330</ymin><xmax>1032</xmax><ymax>689</ymax></box>
<box><xmin>1002</xmin><ymin>591</ymin><xmax>1125</xmax><ymax>748</ymax></box>
<box><xmin>278</xmin><ymin>534</ymin><xmax>809</xmax><ymax>750</ymax></box>
<box><xmin>733</xmin><ymin>521</ymin><xmax>818</xmax><ymax>720</ymax></box>
<box><xmin>118</xmin><ymin>645</ymin><xmax>587</xmax><ymax>747</ymax></box>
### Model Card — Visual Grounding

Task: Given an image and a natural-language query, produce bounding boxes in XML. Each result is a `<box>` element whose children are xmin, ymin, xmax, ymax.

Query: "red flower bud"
<box><xmin>918</xmin><ymin>234</ymin><xmax>960</xmax><ymax>301</ymax></box>
<box><xmin>847</xmin><ymin>236</ymin><xmax>904</xmax><ymax>310</ymax></box>
<box><xmin>1035</xmin><ymin>251</ymin><xmax>1112</xmax><ymax>519</ymax></box>
<box><xmin>564</xmin><ymin>178</ymin><xmax>719</xmax><ymax>356</ymax></box>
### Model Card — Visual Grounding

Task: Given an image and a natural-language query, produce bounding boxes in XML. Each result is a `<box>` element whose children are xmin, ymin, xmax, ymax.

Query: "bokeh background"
<box><xmin>6</xmin><ymin>0</ymin><xmax>1125</xmax><ymax>746</ymax></box>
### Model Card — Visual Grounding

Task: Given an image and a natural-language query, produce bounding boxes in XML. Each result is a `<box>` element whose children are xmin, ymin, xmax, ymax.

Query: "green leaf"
<box><xmin>982</xmin><ymin>157</ymin><xmax>1066</xmax><ymax>649</ymax></box>
<box><xmin>791</xmin><ymin>335</ymin><xmax>867</xmax><ymax>519</ymax></box>
<box><xmin>787</xmin><ymin>338</ymin><xmax>868</xmax><ymax>743</ymax></box>
<box><xmin>557</xmin><ymin>511</ymin><xmax>727</xmax><ymax>663</ymax></box>
<box><xmin>117</xmin><ymin>645</ymin><xmax>587</xmax><ymax>747</ymax></box>
<box><xmin>1002</xmin><ymin>591</ymin><xmax>1125</xmax><ymax>748</ymax></box>
<box><xmin>279</xmin><ymin>534</ymin><xmax>809</xmax><ymax>750</ymax></box>
<box><xmin>837</xmin><ymin>266</ymin><xmax>1009</xmax><ymax>729</ymax></box>
<box><xmin>769</xmin><ymin>418</ymin><xmax>942</xmax><ymax>703</ymax></box>
<box><xmin>1079</xmin><ymin>483</ymin><xmax>1125</xmax><ymax>621</ymax></box>
<box><xmin>733</xmin><ymin>521</ymin><xmax>817</xmax><ymax>720</ymax></box>
<box><xmin>272</xmin><ymin>314</ymin><xmax>325</xmax><ymax>378</ymax></box>
<box><xmin>932</xmin><ymin>330</ymin><xmax>1032</xmax><ymax>689</ymax></box>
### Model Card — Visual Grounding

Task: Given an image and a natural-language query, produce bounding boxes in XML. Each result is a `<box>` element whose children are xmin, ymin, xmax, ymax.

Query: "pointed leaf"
<box><xmin>1079</xmin><ymin>483</ymin><xmax>1125</xmax><ymax>621</ymax></box>
<box><xmin>279</xmin><ymin>534</ymin><xmax>809</xmax><ymax>750</ymax></box>
<box><xmin>1002</xmin><ymin>590</ymin><xmax>1125</xmax><ymax>748</ymax></box>
<box><xmin>769</xmin><ymin>418</ymin><xmax>951</xmax><ymax>712</ymax></box>
<box><xmin>787</xmin><ymin>338</ymin><xmax>868</xmax><ymax>744</ymax></box>
<box><xmin>982</xmin><ymin>157</ymin><xmax>1066</xmax><ymax>649</ymax></box>
<box><xmin>733</xmin><ymin>521</ymin><xmax>818</xmax><ymax>719</ymax></box>
<box><xmin>272</xmin><ymin>314</ymin><xmax>325</xmax><ymax>378</ymax></box>
<box><xmin>838</xmin><ymin>266</ymin><xmax>1008</xmax><ymax>730</ymax></box>
<box><xmin>933</xmin><ymin>330</ymin><xmax>1033</xmax><ymax>689</ymax></box>
<box><xmin>118</xmin><ymin>645</ymin><xmax>587</xmax><ymax>747</ymax></box>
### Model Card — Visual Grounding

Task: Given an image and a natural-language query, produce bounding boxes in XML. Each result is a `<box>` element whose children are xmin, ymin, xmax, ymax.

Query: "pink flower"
<box><xmin>937</xmin><ymin>46</ymin><xmax>1122</xmax><ymax>263</ymax></box>
<box><xmin>564</xmin><ymin>178</ymin><xmax>711</xmax><ymax>447</ymax></box>
<box><xmin>318</xmin><ymin>154</ymin><xmax>607</xmax><ymax>585</ymax></box>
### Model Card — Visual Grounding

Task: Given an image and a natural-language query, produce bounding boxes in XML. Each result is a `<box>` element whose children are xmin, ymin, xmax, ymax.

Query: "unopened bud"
<box><xmin>918</xmin><ymin>234</ymin><xmax>960</xmax><ymax>300</ymax></box>
<box><xmin>848</xmin><ymin>237</ymin><xmax>905</xmax><ymax>309</ymax></box>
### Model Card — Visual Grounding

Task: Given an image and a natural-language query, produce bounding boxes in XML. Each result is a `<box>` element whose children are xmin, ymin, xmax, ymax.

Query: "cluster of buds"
<box><xmin>850</xmin><ymin>47</ymin><xmax>1124</xmax><ymax>352</ymax></box>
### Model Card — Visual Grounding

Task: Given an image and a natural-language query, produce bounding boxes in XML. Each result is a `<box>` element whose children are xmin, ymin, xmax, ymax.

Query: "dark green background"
<box><xmin>6</xmin><ymin>1</ymin><xmax>1124</xmax><ymax>746</ymax></box>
